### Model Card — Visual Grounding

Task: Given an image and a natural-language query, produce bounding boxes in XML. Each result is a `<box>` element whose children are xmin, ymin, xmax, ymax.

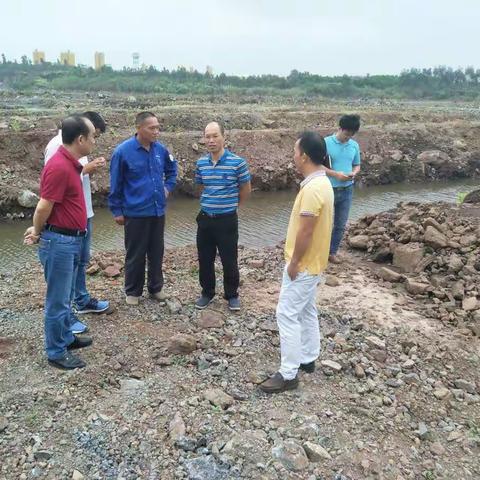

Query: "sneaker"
<box><xmin>76</xmin><ymin>298</ymin><xmax>109</xmax><ymax>314</ymax></box>
<box><xmin>126</xmin><ymin>295</ymin><xmax>140</xmax><ymax>306</ymax></box>
<box><xmin>48</xmin><ymin>352</ymin><xmax>86</xmax><ymax>370</ymax></box>
<box><xmin>228</xmin><ymin>297</ymin><xmax>240</xmax><ymax>311</ymax></box>
<box><xmin>299</xmin><ymin>361</ymin><xmax>315</xmax><ymax>373</ymax></box>
<box><xmin>71</xmin><ymin>319</ymin><xmax>88</xmax><ymax>335</ymax></box>
<box><xmin>259</xmin><ymin>372</ymin><xmax>299</xmax><ymax>394</ymax></box>
<box><xmin>151</xmin><ymin>291</ymin><xmax>167</xmax><ymax>301</ymax></box>
<box><xmin>195</xmin><ymin>295</ymin><xmax>214</xmax><ymax>310</ymax></box>
<box><xmin>67</xmin><ymin>335</ymin><xmax>93</xmax><ymax>350</ymax></box>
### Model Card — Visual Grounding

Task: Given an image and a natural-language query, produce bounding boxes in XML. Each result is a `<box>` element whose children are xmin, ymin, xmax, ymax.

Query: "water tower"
<box><xmin>132</xmin><ymin>52</ymin><xmax>140</xmax><ymax>69</ymax></box>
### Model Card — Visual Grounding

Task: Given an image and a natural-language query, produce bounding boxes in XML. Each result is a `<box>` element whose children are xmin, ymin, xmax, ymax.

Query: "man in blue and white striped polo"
<box><xmin>195</xmin><ymin>121</ymin><xmax>251</xmax><ymax>311</ymax></box>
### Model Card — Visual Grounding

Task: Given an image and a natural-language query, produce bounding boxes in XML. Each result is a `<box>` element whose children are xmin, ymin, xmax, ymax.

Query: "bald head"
<box><xmin>205</xmin><ymin>121</ymin><xmax>225</xmax><ymax>136</ymax></box>
<box><xmin>204</xmin><ymin>121</ymin><xmax>225</xmax><ymax>157</ymax></box>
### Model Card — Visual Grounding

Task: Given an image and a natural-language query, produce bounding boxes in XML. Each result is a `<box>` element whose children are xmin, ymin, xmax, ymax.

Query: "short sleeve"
<box><xmin>353</xmin><ymin>144</ymin><xmax>361</xmax><ymax>166</ymax></box>
<box><xmin>40</xmin><ymin>164</ymin><xmax>68</xmax><ymax>203</ymax></box>
<box><xmin>299</xmin><ymin>187</ymin><xmax>324</xmax><ymax>217</ymax></box>
<box><xmin>195</xmin><ymin>161</ymin><xmax>203</xmax><ymax>185</ymax></box>
<box><xmin>237</xmin><ymin>159</ymin><xmax>251</xmax><ymax>184</ymax></box>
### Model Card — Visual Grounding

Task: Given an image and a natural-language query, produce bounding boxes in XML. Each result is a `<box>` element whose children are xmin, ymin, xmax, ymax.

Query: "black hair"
<box><xmin>82</xmin><ymin>111</ymin><xmax>106</xmax><ymax>133</ymax></box>
<box><xmin>339</xmin><ymin>114</ymin><xmax>360</xmax><ymax>133</ymax></box>
<box><xmin>207</xmin><ymin>121</ymin><xmax>225</xmax><ymax>136</ymax></box>
<box><xmin>61</xmin><ymin>115</ymin><xmax>90</xmax><ymax>145</ymax></box>
<box><xmin>135</xmin><ymin>111</ymin><xmax>157</xmax><ymax>126</ymax></box>
<box><xmin>297</xmin><ymin>131</ymin><xmax>329</xmax><ymax>166</ymax></box>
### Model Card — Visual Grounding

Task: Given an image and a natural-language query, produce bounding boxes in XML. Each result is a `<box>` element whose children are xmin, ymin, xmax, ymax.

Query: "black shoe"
<box><xmin>48</xmin><ymin>352</ymin><xmax>86</xmax><ymax>370</ymax></box>
<box><xmin>67</xmin><ymin>335</ymin><xmax>93</xmax><ymax>350</ymax></box>
<box><xmin>228</xmin><ymin>297</ymin><xmax>240</xmax><ymax>311</ymax></box>
<box><xmin>195</xmin><ymin>295</ymin><xmax>214</xmax><ymax>310</ymax></box>
<box><xmin>299</xmin><ymin>361</ymin><xmax>315</xmax><ymax>373</ymax></box>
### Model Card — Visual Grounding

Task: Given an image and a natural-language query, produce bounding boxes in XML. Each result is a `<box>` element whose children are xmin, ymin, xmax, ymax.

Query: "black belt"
<box><xmin>334</xmin><ymin>185</ymin><xmax>353</xmax><ymax>191</ymax></box>
<box><xmin>200</xmin><ymin>210</ymin><xmax>237</xmax><ymax>218</ymax></box>
<box><xmin>45</xmin><ymin>224</ymin><xmax>87</xmax><ymax>237</ymax></box>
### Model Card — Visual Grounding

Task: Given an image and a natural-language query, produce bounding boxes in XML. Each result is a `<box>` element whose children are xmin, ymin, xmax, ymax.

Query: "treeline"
<box><xmin>1</xmin><ymin>57</ymin><xmax>480</xmax><ymax>100</ymax></box>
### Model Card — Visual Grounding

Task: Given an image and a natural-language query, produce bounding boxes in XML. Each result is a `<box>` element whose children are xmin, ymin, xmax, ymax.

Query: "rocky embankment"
<box><xmin>347</xmin><ymin>201</ymin><xmax>480</xmax><ymax>334</ymax></box>
<box><xmin>1</xmin><ymin>201</ymin><xmax>480</xmax><ymax>479</ymax></box>
<box><xmin>2</xmin><ymin>100</ymin><xmax>480</xmax><ymax>217</ymax></box>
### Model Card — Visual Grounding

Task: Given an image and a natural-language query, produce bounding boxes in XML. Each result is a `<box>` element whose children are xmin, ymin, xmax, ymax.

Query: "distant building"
<box><xmin>206</xmin><ymin>65</ymin><xmax>213</xmax><ymax>75</ymax></box>
<box><xmin>60</xmin><ymin>50</ymin><xmax>75</xmax><ymax>66</ymax></box>
<box><xmin>33</xmin><ymin>49</ymin><xmax>45</xmax><ymax>64</ymax></box>
<box><xmin>132</xmin><ymin>52</ymin><xmax>140</xmax><ymax>70</ymax></box>
<box><xmin>94</xmin><ymin>51</ymin><xmax>105</xmax><ymax>70</ymax></box>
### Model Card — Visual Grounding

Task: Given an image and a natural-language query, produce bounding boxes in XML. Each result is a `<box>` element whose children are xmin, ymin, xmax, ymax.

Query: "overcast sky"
<box><xmin>1</xmin><ymin>0</ymin><xmax>478</xmax><ymax>76</ymax></box>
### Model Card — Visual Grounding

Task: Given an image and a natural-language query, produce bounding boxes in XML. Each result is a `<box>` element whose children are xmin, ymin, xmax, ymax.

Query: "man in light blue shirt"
<box><xmin>324</xmin><ymin>114</ymin><xmax>361</xmax><ymax>263</ymax></box>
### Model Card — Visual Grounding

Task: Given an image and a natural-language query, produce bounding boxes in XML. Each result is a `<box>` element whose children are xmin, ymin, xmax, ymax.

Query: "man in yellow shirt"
<box><xmin>260</xmin><ymin>131</ymin><xmax>334</xmax><ymax>394</ymax></box>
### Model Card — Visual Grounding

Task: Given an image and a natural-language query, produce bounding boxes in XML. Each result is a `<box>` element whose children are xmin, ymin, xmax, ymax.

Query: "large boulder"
<box><xmin>17</xmin><ymin>189</ymin><xmax>39</xmax><ymax>208</ymax></box>
<box><xmin>424</xmin><ymin>226</ymin><xmax>448</xmax><ymax>249</ymax></box>
<box><xmin>393</xmin><ymin>243</ymin><xmax>424</xmax><ymax>273</ymax></box>
<box><xmin>417</xmin><ymin>150</ymin><xmax>451</xmax><ymax>168</ymax></box>
<box><xmin>348</xmin><ymin>235</ymin><xmax>370</xmax><ymax>250</ymax></box>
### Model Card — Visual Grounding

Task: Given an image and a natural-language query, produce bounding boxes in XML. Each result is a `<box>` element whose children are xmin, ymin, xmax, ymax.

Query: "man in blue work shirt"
<box><xmin>324</xmin><ymin>114</ymin><xmax>361</xmax><ymax>264</ymax></box>
<box><xmin>109</xmin><ymin>112</ymin><xmax>178</xmax><ymax>305</ymax></box>
<box><xmin>195</xmin><ymin>121</ymin><xmax>251</xmax><ymax>311</ymax></box>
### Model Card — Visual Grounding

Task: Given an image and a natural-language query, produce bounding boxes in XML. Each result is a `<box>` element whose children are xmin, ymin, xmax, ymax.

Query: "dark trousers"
<box><xmin>196</xmin><ymin>211</ymin><xmax>239</xmax><ymax>300</ymax></box>
<box><xmin>124</xmin><ymin>216</ymin><xmax>165</xmax><ymax>297</ymax></box>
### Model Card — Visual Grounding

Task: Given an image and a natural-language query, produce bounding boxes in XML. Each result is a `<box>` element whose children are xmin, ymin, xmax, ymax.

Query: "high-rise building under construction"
<box><xmin>60</xmin><ymin>50</ymin><xmax>75</xmax><ymax>66</ymax></box>
<box><xmin>94</xmin><ymin>52</ymin><xmax>105</xmax><ymax>70</ymax></box>
<box><xmin>33</xmin><ymin>49</ymin><xmax>45</xmax><ymax>64</ymax></box>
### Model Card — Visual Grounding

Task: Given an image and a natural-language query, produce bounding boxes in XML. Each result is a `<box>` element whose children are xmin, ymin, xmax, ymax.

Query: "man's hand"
<box><xmin>287</xmin><ymin>262</ymin><xmax>300</xmax><ymax>281</ymax></box>
<box><xmin>24</xmin><ymin>226</ymin><xmax>40</xmax><ymax>245</ymax></box>
<box><xmin>83</xmin><ymin>157</ymin><xmax>106</xmax><ymax>175</ymax></box>
<box><xmin>114</xmin><ymin>215</ymin><xmax>125</xmax><ymax>226</ymax></box>
<box><xmin>335</xmin><ymin>171</ymin><xmax>351</xmax><ymax>182</ymax></box>
<box><xmin>164</xmin><ymin>187</ymin><xmax>169</xmax><ymax>199</ymax></box>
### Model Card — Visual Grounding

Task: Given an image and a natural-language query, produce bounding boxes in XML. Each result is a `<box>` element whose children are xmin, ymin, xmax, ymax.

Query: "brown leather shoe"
<box><xmin>259</xmin><ymin>372</ymin><xmax>299</xmax><ymax>394</ymax></box>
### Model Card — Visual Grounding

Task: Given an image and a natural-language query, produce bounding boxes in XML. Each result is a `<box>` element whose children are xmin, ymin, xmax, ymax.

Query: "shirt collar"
<box><xmin>209</xmin><ymin>149</ymin><xmax>228</xmax><ymax>165</ymax></box>
<box><xmin>300</xmin><ymin>169</ymin><xmax>326</xmax><ymax>188</ymax></box>
<box><xmin>57</xmin><ymin>145</ymin><xmax>83</xmax><ymax>172</ymax></box>
<box><xmin>134</xmin><ymin>134</ymin><xmax>154</xmax><ymax>151</ymax></box>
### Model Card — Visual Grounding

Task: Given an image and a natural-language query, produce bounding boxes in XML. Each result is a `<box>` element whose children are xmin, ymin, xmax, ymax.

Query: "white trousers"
<box><xmin>276</xmin><ymin>266</ymin><xmax>322</xmax><ymax>380</ymax></box>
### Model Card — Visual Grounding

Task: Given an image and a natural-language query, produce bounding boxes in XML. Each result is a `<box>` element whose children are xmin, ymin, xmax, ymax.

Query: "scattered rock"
<box><xmin>272</xmin><ymin>439</ymin><xmax>309</xmax><ymax>472</ymax></box>
<box><xmin>184</xmin><ymin>455</ymin><xmax>231</xmax><ymax>480</ymax></box>
<box><xmin>454</xmin><ymin>379</ymin><xmax>477</xmax><ymax>394</ymax></box>
<box><xmin>103</xmin><ymin>265</ymin><xmax>121</xmax><ymax>278</ymax></box>
<box><xmin>462</xmin><ymin>296</ymin><xmax>478</xmax><ymax>311</ymax></box>
<box><xmin>0</xmin><ymin>416</ymin><xmax>8</xmax><ymax>432</ymax></box>
<box><xmin>72</xmin><ymin>470</ymin><xmax>85</xmax><ymax>480</ymax></box>
<box><xmin>349</xmin><ymin>235</ymin><xmax>370</xmax><ymax>250</ymax></box>
<box><xmin>393</xmin><ymin>244</ymin><xmax>424</xmax><ymax>273</ymax></box>
<box><xmin>303</xmin><ymin>441</ymin><xmax>332</xmax><ymax>462</ymax></box>
<box><xmin>365</xmin><ymin>335</ymin><xmax>386</xmax><ymax>350</ymax></box>
<box><xmin>405</xmin><ymin>278</ymin><xmax>430</xmax><ymax>295</ymax></box>
<box><xmin>378</xmin><ymin>267</ymin><xmax>403</xmax><ymax>282</ymax></box>
<box><xmin>168</xmin><ymin>334</ymin><xmax>197</xmax><ymax>354</ymax></box>
<box><xmin>166</xmin><ymin>298</ymin><xmax>182</xmax><ymax>314</ymax></box>
<box><xmin>320</xmin><ymin>360</ymin><xmax>342</xmax><ymax>372</ymax></box>
<box><xmin>424</xmin><ymin>226</ymin><xmax>448</xmax><ymax>249</ymax></box>
<box><xmin>203</xmin><ymin>388</ymin><xmax>234</xmax><ymax>409</ymax></box>
<box><xmin>34</xmin><ymin>450</ymin><xmax>53</xmax><ymax>461</ymax></box>
<box><xmin>169</xmin><ymin>411</ymin><xmax>186</xmax><ymax>441</ymax></box>
<box><xmin>198</xmin><ymin>310</ymin><xmax>225</xmax><ymax>329</ymax></box>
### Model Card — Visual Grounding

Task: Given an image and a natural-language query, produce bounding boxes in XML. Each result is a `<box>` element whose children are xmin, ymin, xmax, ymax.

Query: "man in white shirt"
<box><xmin>44</xmin><ymin>111</ymin><xmax>110</xmax><ymax>334</ymax></box>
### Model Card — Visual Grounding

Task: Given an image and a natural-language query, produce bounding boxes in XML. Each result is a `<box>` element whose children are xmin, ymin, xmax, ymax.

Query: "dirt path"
<box><xmin>0</xmin><ymin>240</ymin><xmax>479</xmax><ymax>479</ymax></box>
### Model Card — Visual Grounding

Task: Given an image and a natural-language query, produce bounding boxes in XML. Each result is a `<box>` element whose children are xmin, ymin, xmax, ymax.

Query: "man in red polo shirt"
<box><xmin>24</xmin><ymin>115</ymin><xmax>102</xmax><ymax>369</ymax></box>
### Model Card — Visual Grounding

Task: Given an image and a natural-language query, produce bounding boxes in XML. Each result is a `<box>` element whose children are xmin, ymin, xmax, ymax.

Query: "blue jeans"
<box><xmin>38</xmin><ymin>230</ymin><xmax>82</xmax><ymax>360</ymax></box>
<box><xmin>74</xmin><ymin>217</ymin><xmax>92</xmax><ymax>309</ymax></box>
<box><xmin>330</xmin><ymin>185</ymin><xmax>353</xmax><ymax>255</ymax></box>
